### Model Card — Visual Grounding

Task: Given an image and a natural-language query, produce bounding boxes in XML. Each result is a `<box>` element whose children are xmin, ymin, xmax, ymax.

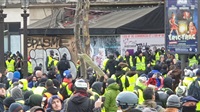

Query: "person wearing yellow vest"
<box><xmin>188</xmin><ymin>69</ymin><xmax>200</xmax><ymax>111</ymax></box>
<box><xmin>136</xmin><ymin>87</ymin><xmax>165</xmax><ymax>111</ymax></box>
<box><xmin>154</xmin><ymin>49</ymin><xmax>161</xmax><ymax>61</ymax></box>
<box><xmin>90</xmin><ymin>82</ymin><xmax>103</xmax><ymax>101</ymax></box>
<box><xmin>114</xmin><ymin>51</ymin><xmax>124</xmax><ymax>65</ymax></box>
<box><xmin>102</xmin><ymin>57</ymin><xmax>109</xmax><ymax>71</ymax></box>
<box><xmin>43</xmin><ymin>79</ymin><xmax>63</xmax><ymax>109</ymax></box>
<box><xmin>183</xmin><ymin>69</ymin><xmax>194</xmax><ymax>88</ymax></box>
<box><xmin>134</xmin><ymin>52</ymin><xmax>147</xmax><ymax>72</ymax></box>
<box><xmin>60</xmin><ymin>70</ymin><xmax>73</xmax><ymax>99</ymax></box>
<box><xmin>105</xmin><ymin>55</ymin><xmax>117</xmax><ymax>77</ymax></box>
<box><xmin>126</xmin><ymin>67</ymin><xmax>138</xmax><ymax>92</ymax></box>
<box><xmin>18</xmin><ymin>79</ymin><xmax>30</xmax><ymax>94</ymax></box>
<box><xmin>134</xmin><ymin>76</ymin><xmax>147</xmax><ymax>104</ymax></box>
<box><xmin>5</xmin><ymin>57</ymin><xmax>15</xmax><ymax>72</ymax></box>
<box><xmin>124</xmin><ymin>51</ymin><xmax>134</xmax><ymax>68</ymax></box>
<box><xmin>27</xmin><ymin>57</ymin><xmax>33</xmax><ymax>76</ymax></box>
<box><xmin>111</xmin><ymin>66</ymin><xmax>129</xmax><ymax>91</ymax></box>
<box><xmin>119</xmin><ymin>62</ymin><xmax>130</xmax><ymax>74</ymax></box>
<box><xmin>46</xmin><ymin>50</ymin><xmax>54</xmax><ymax>71</ymax></box>
<box><xmin>188</xmin><ymin>54</ymin><xmax>198</xmax><ymax>67</ymax></box>
<box><xmin>10</xmin><ymin>86</ymin><xmax>25</xmax><ymax>105</ymax></box>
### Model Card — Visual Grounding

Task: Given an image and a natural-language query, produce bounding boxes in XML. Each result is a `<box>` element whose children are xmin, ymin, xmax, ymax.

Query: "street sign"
<box><xmin>165</xmin><ymin>0</ymin><xmax>200</xmax><ymax>54</ymax></box>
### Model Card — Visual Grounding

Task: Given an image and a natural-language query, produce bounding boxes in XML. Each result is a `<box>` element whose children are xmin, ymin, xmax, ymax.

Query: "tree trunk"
<box><xmin>74</xmin><ymin>0</ymin><xmax>87</xmax><ymax>79</ymax></box>
<box><xmin>82</xmin><ymin>0</ymin><xmax>90</xmax><ymax>56</ymax></box>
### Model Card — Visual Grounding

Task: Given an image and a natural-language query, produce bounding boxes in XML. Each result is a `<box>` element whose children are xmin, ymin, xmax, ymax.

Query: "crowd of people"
<box><xmin>1</xmin><ymin>46</ymin><xmax>200</xmax><ymax>112</ymax></box>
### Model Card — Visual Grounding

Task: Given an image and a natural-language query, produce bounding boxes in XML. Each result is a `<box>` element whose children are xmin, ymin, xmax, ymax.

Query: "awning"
<box><xmin>26</xmin><ymin>5</ymin><xmax>164</xmax><ymax>35</ymax></box>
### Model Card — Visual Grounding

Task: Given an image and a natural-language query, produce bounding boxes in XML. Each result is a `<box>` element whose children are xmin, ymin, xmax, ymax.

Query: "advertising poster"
<box><xmin>165</xmin><ymin>0</ymin><xmax>199</xmax><ymax>54</ymax></box>
<box><xmin>120</xmin><ymin>34</ymin><xmax>165</xmax><ymax>56</ymax></box>
<box><xmin>94</xmin><ymin>48</ymin><xmax>106</xmax><ymax>68</ymax></box>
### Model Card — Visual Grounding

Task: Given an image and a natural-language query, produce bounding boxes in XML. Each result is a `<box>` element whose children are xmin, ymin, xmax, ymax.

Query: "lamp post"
<box><xmin>0</xmin><ymin>1</ymin><xmax>7</xmax><ymax>74</ymax></box>
<box><xmin>21</xmin><ymin>0</ymin><xmax>29</xmax><ymax>77</ymax></box>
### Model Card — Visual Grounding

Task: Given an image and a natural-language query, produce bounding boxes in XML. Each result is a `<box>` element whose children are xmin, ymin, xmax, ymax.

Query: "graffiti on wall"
<box><xmin>91</xmin><ymin>36</ymin><xmax>120</xmax><ymax>56</ymax></box>
<box><xmin>90</xmin><ymin>36</ymin><xmax>120</xmax><ymax>68</ymax></box>
<box><xmin>28</xmin><ymin>36</ymin><xmax>77</xmax><ymax>79</ymax></box>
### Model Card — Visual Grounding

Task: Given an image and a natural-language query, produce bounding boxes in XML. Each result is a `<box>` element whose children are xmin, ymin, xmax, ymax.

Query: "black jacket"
<box><xmin>65</xmin><ymin>91</ymin><xmax>94</xmax><ymax>112</ymax></box>
<box><xmin>105</xmin><ymin>59</ymin><xmax>117</xmax><ymax>76</ymax></box>
<box><xmin>57</xmin><ymin>58</ymin><xmax>70</xmax><ymax>72</ymax></box>
<box><xmin>0</xmin><ymin>96</ymin><xmax>5</xmax><ymax>112</ymax></box>
<box><xmin>45</xmin><ymin>86</ymin><xmax>59</xmax><ymax>95</ymax></box>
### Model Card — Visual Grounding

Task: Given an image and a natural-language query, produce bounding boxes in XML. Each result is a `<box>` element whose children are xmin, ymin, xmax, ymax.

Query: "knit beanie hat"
<box><xmin>24</xmin><ymin>91</ymin><xmax>34</xmax><ymax>100</ymax></box>
<box><xmin>3</xmin><ymin>97</ymin><xmax>15</xmax><ymax>108</ymax></box>
<box><xmin>9</xmin><ymin>103</ymin><xmax>23</xmax><ymax>112</ymax></box>
<box><xmin>11</xmin><ymin>87</ymin><xmax>24</xmax><ymax>100</ymax></box>
<box><xmin>45</xmin><ymin>79</ymin><xmax>54</xmax><ymax>88</ymax></box>
<box><xmin>107</xmin><ymin>78</ymin><xmax>116</xmax><ymax>86</ymax></box>
<box><xmin>28</xmin><ymin>94</ymin><xmax>43</xmax><ymax>107</ymax></box>
<box><xmin>166</xmin><ymin>95</ymin><xmax>180</xmax><ymax>108</ymax></box>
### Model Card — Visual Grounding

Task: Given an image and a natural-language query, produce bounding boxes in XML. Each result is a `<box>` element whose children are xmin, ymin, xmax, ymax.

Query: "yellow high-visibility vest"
<box><xmin>127</xmin><ymin>74</ymin><xmax>138</xmax><ymax>92</ymax></box>
<box><xmin>134</xmin><ymin>88</ymin><xmax>144</xmax><ymax>104</ymax></box>
<box><xmin>47</xmin><ymin>56</ymin><xmax>53</xmax><ymax>68</ymax></box>
<box><xmin>155</xmin><ymin>52</ymin><xmax>160</xmax><ymax>61</ymax></box>
<box><xmin>136</xmin><ymin>57</ymin><xmax>146</xmax><ymax>71</ymax></box>
<box><xmin>102</xmin><ymin>58</ymin><xmax>109</xmax><ymax>70</ymax></box>
<box><xmin>124</xmin><ymin>56</ymin><xmax>133</xmax><ymax>68</ymax></box>
<box><xmin>28</xmin><ymin>61</ymin><xmax>33</xmax><ymax>74</ymax></box>
<box><xmin>188</xmin><ymin>56</ymin><xmax>198</xmax><ymax>67</ymax></box>
<box><xmin>33</xmin><ymin>86</ymin><xmax>46</xmax><ymax>95</ymax></box>
<box><xmin>53</xmin><ymin>59</ymin><xmax>59</xmax><ymax>67</ymax></box>
<box><xmin>6</xmin><ymin>60</ymin><xmax>15</xmax><ymax>72</ymax></box>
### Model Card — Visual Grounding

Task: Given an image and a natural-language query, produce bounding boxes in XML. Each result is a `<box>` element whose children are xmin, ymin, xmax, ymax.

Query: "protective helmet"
<box><xmin>63</xmin><ymin>70</ymin><xmax>72</xmax><ymax>79</ymax></box>
<box><xmin>116</xmin><ymin>91</ymin><xmax>138</xmax><ymax>110</ymax></box>
<box><xmin>75</xmin><ymin>79</ymin><xmax>88</xmax><ymax>90</ymax></box>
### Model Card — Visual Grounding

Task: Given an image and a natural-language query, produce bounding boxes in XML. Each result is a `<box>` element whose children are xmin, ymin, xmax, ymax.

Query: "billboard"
<box><xmin>165</xmin><ymin>0</ymin><xmax>199</xmax><ymax>54</ymax></box>
<box><xmin>120</xmin><ymin>34</ymin><xmax>165</xmax><ymax>56</ymax></box>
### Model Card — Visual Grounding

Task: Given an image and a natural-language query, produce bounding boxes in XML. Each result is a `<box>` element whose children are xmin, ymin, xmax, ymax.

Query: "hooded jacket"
<box><xmin>90</xmin><ymin>82</ymin><xmax>103</xmax><ymax>101</ymax></box>
<box><xmin>19</xmin><ymin>79</ymin><xmax>29</xmax><ymax>93</ymax></box>
<box><xmin>28</xmin><ymin>94</ymin><xmax>43</xmax><ymax>107</ymax></box>
<box><xmin>136</xmin><ymin>100</ymin><xmax>165</xmax><ymax>112</ymax></box>
<box><xmin>104</xmin><ymin>83</ymin><xmax>120</xmax><ymax>112</ymax></box>
<box><xmin>23</xmin><ymin>94</ymin><xmax>43</xmax><ymax>111</ymax></box>
<box><xmin>65</xmin><ymin>90</ymin><xmax>94</xmax><ymax>112</ymax></box>
<box><xmin>46</xmin><ymin>95</ymin><xmax>63</xmax><ymax>112</ymax></box>
<box><xmin>10</xmin><ymin>87</ymin><xmax>24</xmax><ymax>103</ymax></box>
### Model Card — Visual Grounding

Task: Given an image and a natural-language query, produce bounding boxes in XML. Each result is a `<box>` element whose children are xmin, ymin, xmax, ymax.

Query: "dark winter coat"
<box><xmin>57</xmin><ymin>58</ymin><xmax>70</xmax><ymax>77</ymax></box>
<box><xmin>64</xmin><ymin>90</ymin><xmax>94</xmax><ymax>112</ymax></box>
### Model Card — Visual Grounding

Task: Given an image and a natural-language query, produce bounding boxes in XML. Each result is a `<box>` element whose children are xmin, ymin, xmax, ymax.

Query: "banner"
<box><xmin>165</xmin><ymin>0</ymin><xmax>199</xmax><ymax>54</ymax></box>
<box><xmin>120</xmin><ymin>34</ymin><xmax>164</xmax><ymax>56</ymax></box>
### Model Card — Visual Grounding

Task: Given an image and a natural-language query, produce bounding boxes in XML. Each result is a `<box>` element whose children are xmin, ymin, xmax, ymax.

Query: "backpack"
<box><xmin>188</xmin><ymin>80</ymin><xmax>200</xmax><ymax>100</ymax></box>
<box><xmin>59</xmin><ymin>84</ymin><xmax>69</xmax><ymax>100</ymax></box>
